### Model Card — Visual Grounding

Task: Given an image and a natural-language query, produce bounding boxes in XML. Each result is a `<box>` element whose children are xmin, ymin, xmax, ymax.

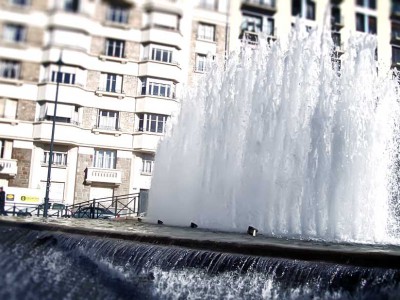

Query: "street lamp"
<box><xmin>43</xmin><ymin>54</ymin><xmax>63</xmax><ymax>217</ymax></box>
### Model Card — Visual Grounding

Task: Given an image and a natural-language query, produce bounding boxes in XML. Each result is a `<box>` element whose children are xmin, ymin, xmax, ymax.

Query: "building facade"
<box><xmin>0</xmin><ymin>0</ymin><xmax>397</xmax><ymax>210</ymax></box>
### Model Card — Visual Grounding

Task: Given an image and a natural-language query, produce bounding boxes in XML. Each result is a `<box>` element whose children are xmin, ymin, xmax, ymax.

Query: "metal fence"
<box><xmin>4</xmin><ymin>192</ymin><xmax>143</xmax><ymax>219</ymax></box>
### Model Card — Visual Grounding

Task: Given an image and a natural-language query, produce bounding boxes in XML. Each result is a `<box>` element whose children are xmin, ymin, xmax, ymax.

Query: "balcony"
<box><xmin>0</xmin><ymin>159</ymin><xmax>17</xmax><ymax>177</ymax></box>
<box><xmin>141</xmin><ymin>27</ymin><xmax>183</xmax><ymax>49</ymax></box>
<box><xmin>392</xmin><ymin>4</ymin><xmax>400</xmax><ymax>20</ymax></box>
<box><xmin>241</xmin><ymin>0</ymin><xmax>277</xmax><ymax>15</ymax></box>
<box><xmin>239</xmin><ymin>31</ymin><xmax>259</xmax><ymax>46</ymax></box>
<box><xmin>331</xmin><ymin>14</ymin><xmax>344</xmax><ymax>30</ymax></box>
<box><xmin>133</xmin><ymin>133</ymin><xmax>163</xmax><ymax>153</ymax></box>
<box><xmin>95</xmin><ymin>87</ymin><xmax>125</xmax><ymax>99</ymax></box>
<box><xmin>33</xmin><ymin>120</ymin><xmax>82</xmax><ymax>144</ymax></box>
<box><xmin>135</xmin><ymin>95</ymin><xmax>179</xmax><ymax>115</ymax></box>
<box><xmin>392</xmin><ymin>30</ymin><xmax>400</xmax><ymax>45</ymax></box>
<box><xmin>85</xmin><ymin>167</ymin><xmax>122</xmax><ymax>185</ymax></box>
<box><xmin>91</xmin><ymin>124</ymin><xmax>122</xmax><ymax>136</ymax></box>
<box><xmin>144</xmin><ymin>0</ymin><xmax>182</xmax><ymax>16</ymax></box>
<box><xmin>138</xmin><ymin>60</ymin><xmax>181</xmax><ymax>82</ymax></box>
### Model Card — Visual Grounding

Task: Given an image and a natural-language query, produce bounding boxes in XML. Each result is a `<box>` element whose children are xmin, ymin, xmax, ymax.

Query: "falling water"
<box><xmin>1</xmin><ymin>225</ymin><xmax>400</xmax><ymax>299</ymax></box>
<box><xmin>148</xmin><ymin>27</ymin><xmax>400</xmax><ymax>244</ymax></box>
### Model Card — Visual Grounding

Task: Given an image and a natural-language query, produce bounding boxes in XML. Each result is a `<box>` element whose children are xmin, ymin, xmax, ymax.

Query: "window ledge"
<box><xmin>139</xmin><ymin>59</ymin><xmax>181</xmax><ymax>68</ymax></box>
<box><xmin>133</xmin><ymin>131</ymin><xmax>164</xmax><ymax>136</ymax></box>
<box><xmin>0</xmin><ymin>77</ymin><xmax>23</xmax><ymax>86</ymax></box>
<box><xmin>196</xmin><ymin>38</ymin><xmax>217</xmax><ymax>44</ymax></box>
<box><xmin>0</xmin><ymin>118</ymin><xmax>18</xmax><ymax>125</ymax></box>
<box><xmin>98</xmin><ymin>55</ymin><xmax>129</xmax><ymax>64</ymax></box>
<box><xmin>40</xmin><ymin>163</ymin><xmax>67</xmax><ymax>169</ymax></box>
<box><xmin>91</xmin><ymin>128</ymin><xmax>122</xmax><ymax>137</ymax></box>
<box><xmin>141</xmin><ymin>172</ymin><xmax>153</xmax><ymax>176</ymax></box>
<box><xmin>136</xmin><ymin>94</ymin><xmax>177</xmax><ymax>101</ymax></box>
<box><xmin>95</xmin><ymin>90</ymin><xmax>125</xmax><ymax>99</ymax></box>
<box><xmin>102</xmin><ymin>21</ymin><xmax>131</xmax><ymax>29</ymax></box>
<box><xmin>0</xmin><ymin>41</ymin><xmax>28</xmax><ymax>49</ymax></box>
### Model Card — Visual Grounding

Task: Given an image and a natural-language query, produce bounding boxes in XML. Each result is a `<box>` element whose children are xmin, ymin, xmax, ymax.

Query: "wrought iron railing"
<box><xmin>3</xmin><ymin>193</ymin><xmax>142</xmax><ymax>219</ymax></box>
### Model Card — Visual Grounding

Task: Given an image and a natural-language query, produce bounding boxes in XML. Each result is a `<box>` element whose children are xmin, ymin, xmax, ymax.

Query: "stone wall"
<box><xmin>8</xmin><ymin>148</ymin><xmax>31</xmax><ymax>188</ymax></box>
<box><xmin>123</xmin><ymin>75</ymin><xmax>137</xmax><ymax>96</ymax></box>
<box><xmin>81</xmin><ymin>107</ymin><xmax>97</xmax><ymax>128</ymax></box>
<box><xmin>86</xmin><ymin>70</ymin><xmax>100</xmax><ymax>91</ymax></box>
<box><xmin>21</xmin><ymin>62</ymin><xmax>40</xmax><ymax>82</ymax></box>
<box><xmin>119</xmin><ymin>111</ymin><xmax>134</xmax><ymax>132</ymax></box>
<box><xmin>31</xmin><ymin>0</ymin><xmax>48</xmax><ymax>11</ymax></box>
<box><xmin>115</xmin><ymin>157</ymin><xmax>131</xmax><ymax>195</ymax></box>
<box><xmin>74</xmin><ymin>153</ymin><xmax>91</xmax><ymax>204</ymax></box>
<box><xmin>17</xmin><ymin>99</ymin><xmax>36</xmax><ymax>121</ymax></box>
<box><xmin>90</xmin><ymin>36</ymin><xmax>104</xmax><ymax>56</ymax></box>
<box><xmin>26</xmin><ymin>26</ymin><xmax>44</xmax><ymax>47</ymax></box>
<box><xmin>215</xmin><ymin>24</ymin><xmax>227</xmax><ymax>64</ymax></box>
<box><xmin>125</xmin><ymin>41</ymin><xmax>140</xmax><ymax>61</ymax></box>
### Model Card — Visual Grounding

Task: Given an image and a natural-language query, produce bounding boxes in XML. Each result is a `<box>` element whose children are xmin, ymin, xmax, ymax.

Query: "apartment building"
<box><xmin>0</xmin><ymin>0</ymin><xmax>228</xmax><ymax>210</ymax></box>
<box><xmin>0</xmin><ymin>0</ymin><xmax>397</xmax><ymax>211</ymax></box>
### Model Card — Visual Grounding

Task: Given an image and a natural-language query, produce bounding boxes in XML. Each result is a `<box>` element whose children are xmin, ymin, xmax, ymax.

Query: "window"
<box><xmin>242</xmin><ymin>15</ymin><xmax>262</xmax><ymax>32</ymax></box>
<box><xmin>393</xmin><ymin>47</ymin><xmax>400</xmax><ymax>64</ymax></box>
<box><xmin>266</xmin><ymin>18</ymin><xmax>275</xmax><ymax>36</ymax></box>
<box><xmin>0</xmin><ymin>99</ymin><xmax>17</xmax><ymax>119</ymax></box>
<box><xmin>64</xmin><ymin>0</ymin><xmax>79</xmax><ymax>12</ymax></box>
<box><xmin>393</xmin><ymin>23</ymin><xmax>400</xmax><ymax>39</ymax></box>
<box><xmin>138</xmin><ymin>113</ymin><xmax>167</xmax><ymax>133</ymax></box>
<box><xmin>199</xmin><ymin>0</ymin><xmax>217</xmax><ymax>10</ymax></box>
<box><xmin>306</xmin><ymin>1</ymin><xmax>315</xmax><ymax>20</ymax></box>
<box><xmin>356</xmin><ymin>13</ymin><xmax>377</xmax><ymax>34</ymax></box>
<box><xmin>97</xmin><ymin>110</ymin><xmax>119</xmax><ymax>131</ymax></box>
<box><xmin>151</xmin><ymin>48</ymin><xmax>172</xmax><ymax>63</ymax></box>
<box><xmin>107</xmin><ymin>5</ymin><xmax>129</xmax><ymax>24</ymax></box>
<box><xmin>93</xmin><ymin>150</ymin><xmax>116</xmax><ymax>169</ymax></box>
<box><xmin>291</xmin><ymin>0</ymin><xmax>315</xmax><ymax>20</ymax></box>
<box><xmin>197</xmin><ymin>23</ymin><xmax>215</xmax><ymax>41</ymax></box>
<box><xmin>142</xmin><ymin>158</ymin><xmax>154</xmax><ymax>175</ymax></box>
<box><xmin>356</xmin><ymin>0</ymin><xmax>376</xmax><ymax>9</ymax></box>
<box><xmin>0</xmin><ymin>60</ymin><xmax>20</xmax><ymax>79</ymax></box>
<box><xmin>99</xmin><ymin>73</ymin><xmax>123</xmax><ymax>93</ymax></box>
<box><xmin>140</xmin><ymin>78</ymin><xmax>175</xmax><ymax>98</ymax></box>
<box><xmin>3</xmin><ymin>24</ymin><xmax>26</xmax><ymax>43</ymax></box>
<box><xmin>195</xmin><ymin>54</ymin><xmax>207</xmax><ymax>72</ymax></box>
<box><xmin>9</xmin><ymin>0</ymin><xmax>29</xmax><ymax>6</ymax></box>
<box><xmin>105</xmin><ymin>39</ymin><xmax>125</xmax><ymax>58</ymax></box>
<box><xmin>51</xmin><ymin>71</ymin><xmax>75</xmax><ymax>85</ymax></box>
<box><xmin>43</xmin><ymin>151</ymin><xmax>68</xmax><ymax>166</ymax></box>
<box><xmin>332</xmin><ymin>32</ymin><xmax>341</xmax><ymax>48</ymax></box>
<box><xmin>39</xmin><ymin>103</ymin><xmax>76</xmax><ymax>124</ymax></box>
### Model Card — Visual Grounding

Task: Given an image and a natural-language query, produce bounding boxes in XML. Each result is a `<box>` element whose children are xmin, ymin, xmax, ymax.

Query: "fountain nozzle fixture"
<box><xmin>247</xmin><ymin>226</ymin><xmax>258</xmax><ymax>237</ymax></box>
<box><xmin>190</xmin><ymin>222</ymin><xmax>198</xmax><ymax>228</ymax></box>
<box><xmin>157</xmin><ymin>220</ymin><xmax>163</xmax><ymax>225</ymax></box>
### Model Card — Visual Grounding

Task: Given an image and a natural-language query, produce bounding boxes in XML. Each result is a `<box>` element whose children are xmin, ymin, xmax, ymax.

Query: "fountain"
<box><xmin>2</xmin><ymin>27</ymin><xmax>400</xmax><ymax>299</ymax></box>
<box><xmin>148</xmin><ymin>26</ymin><xmax>400</xmax><ymax>244</ymax></box>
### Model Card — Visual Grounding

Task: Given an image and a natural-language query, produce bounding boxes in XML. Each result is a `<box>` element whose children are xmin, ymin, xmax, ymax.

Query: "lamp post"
<box><xmin>43</xmin><ymin>54</ymin><xmax>63</xmax><ymax>217</ymax></box>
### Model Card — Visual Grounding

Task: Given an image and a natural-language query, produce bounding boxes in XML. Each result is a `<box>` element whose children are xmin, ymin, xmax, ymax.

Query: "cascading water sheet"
<box><xmin>148</xmin><ymin>27</ymin><xmax>400</xmax><ymax>244</ymax></box>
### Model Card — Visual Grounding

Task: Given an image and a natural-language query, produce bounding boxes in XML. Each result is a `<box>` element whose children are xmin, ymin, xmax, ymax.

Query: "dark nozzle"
<box><xmin>247</xmin><ymin>226</ymin><xmax>258</xmax><ymax>237</ymax></box>
<box><xmin>190</xmin><ymin>222</ymin><xmax>198</xmax><ymax>228</ymax></box>
<box><xmin>157</xmin><ymin>220</ymin><xmax>163</xmax><ymax>225</ymax></box>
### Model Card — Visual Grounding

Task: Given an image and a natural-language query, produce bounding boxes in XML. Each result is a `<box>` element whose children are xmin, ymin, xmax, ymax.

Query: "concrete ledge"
<box><xmin>1</xmin><ymin>219</ymin><xmax>400</xmax><ymax>269</ymax></box>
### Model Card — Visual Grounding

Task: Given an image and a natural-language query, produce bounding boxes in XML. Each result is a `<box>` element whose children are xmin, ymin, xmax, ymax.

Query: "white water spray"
<box><xmin>148</xmin><ymin>28</ymin><xmax>400</xmax><ymax>243</ymax></box>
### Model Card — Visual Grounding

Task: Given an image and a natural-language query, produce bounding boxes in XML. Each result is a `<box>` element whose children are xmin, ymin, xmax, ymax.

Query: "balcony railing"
<box><xmin>140</xmin><ymin>90</ymin><xmax>176</xmax><ymax>99</ymax></box>
<box><xmin>93</xmin><ymin>124</ymin><xmax>121</xmax><ymax>131</ymax></box>
<box><xmin>0</xmin><ymin>159</ymin><xmax>17</xmax><ymax>176</ymax></box>
<box><xmin>35</xmin><ymin>117</ymin><xmax>80</xmax><ymax>126</ymax></box>
<box><xmin>85</xmin><ymin>167</ymin><xmax>122</xmax><ymax>185</ymax></box>
<box><xmin>241</xmin><ymin>0</ymin><xmax>277</xmax><ymax>14</ymax></box>
<box><xmin>95</xmin><ymin>87</ymin><xmax>125</xmax><ymax>99</ymax></box>
<box><xmin>141</xmin><ymin>57</ymin><xmax>180</xmax><ymax>66</ymax></box>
